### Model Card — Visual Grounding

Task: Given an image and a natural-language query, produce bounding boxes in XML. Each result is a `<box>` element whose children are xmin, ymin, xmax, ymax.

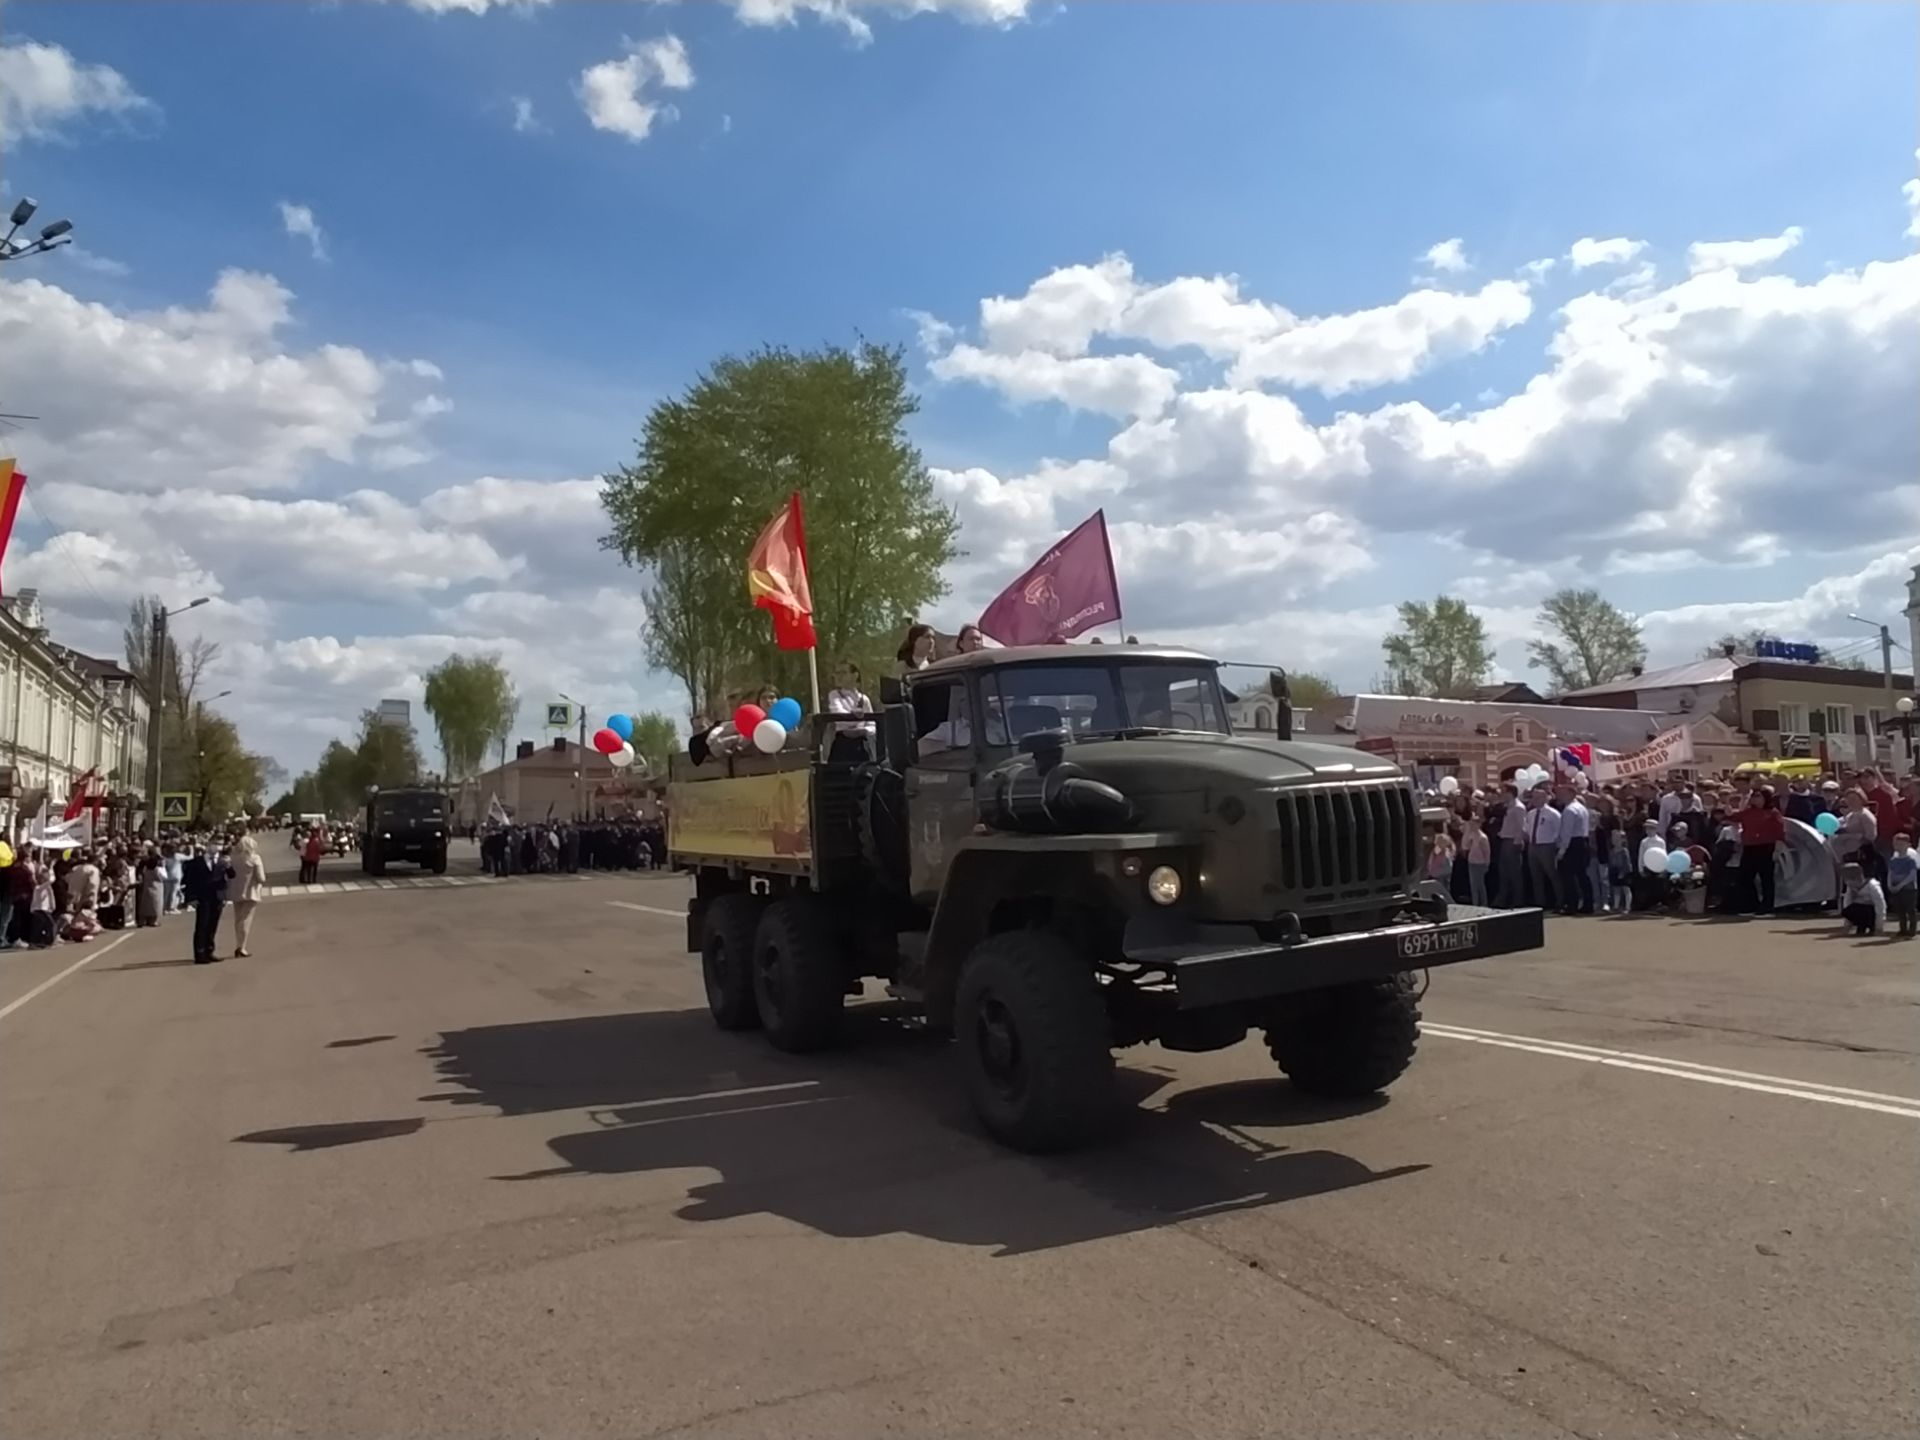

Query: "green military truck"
<box><xmin>361</xmin><ymin>786</ymin><xmax>450</xmax><ymax>876</ymax></box>
<box><xmin>667</xmin><ymin>645</ymin><xmax>1543</xmax><ymax>1152</ymax></box>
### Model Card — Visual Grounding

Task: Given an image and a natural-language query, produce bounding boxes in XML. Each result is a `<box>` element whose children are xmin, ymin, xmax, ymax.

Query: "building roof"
<box><xmin>1556</xmin><ymin>656</ymin><xmax>1738</xmax><ymax>700</ymax></box>
<box><xmin>1472</xmin><ymin>681</ymin><xmax>1546</xmax><ymax>704</ymax></box>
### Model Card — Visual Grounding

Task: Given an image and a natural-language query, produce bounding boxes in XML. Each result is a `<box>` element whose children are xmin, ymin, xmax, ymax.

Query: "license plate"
<box><xmin>1397</xmin><ymin>922</ymin><xmax>1480</xmax><ymax>960</ymax></box>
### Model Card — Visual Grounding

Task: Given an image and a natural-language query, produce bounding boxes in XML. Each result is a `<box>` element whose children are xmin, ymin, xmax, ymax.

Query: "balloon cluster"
<box><xmin>1438</xmin><ymin>775</ymin><xmax>1460</xmax><ymax>796</ymax></box>
<box><xmin>732</xmin><ymin>697</ymin><xmax>806</xmax><ymax>754</ymax></box>
<box><xmin>592</xmin><ymin>712</ymin><xmax>640</xmax><ymax>770</ymax></box>
<box><xmin>1514</xmin><ymin>764</ymin><xmax>1552</xmax><ymax>793</ymax></box>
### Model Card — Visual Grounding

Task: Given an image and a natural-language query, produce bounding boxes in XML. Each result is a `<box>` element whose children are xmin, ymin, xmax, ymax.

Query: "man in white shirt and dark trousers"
<box><xmin>1498</xmin><ymin>787</ymin><xmax>1530</xmax><ymax>908</ymax></box>
<box><xmin>1522</xmin><ymin>786</ymin><xmax>1562</xmax><ymax>911</ymax></box>
<box><xmin>1555</xmin><ymin>785</ymin><xmax>1593</xmax><ymax>914</ymax></box>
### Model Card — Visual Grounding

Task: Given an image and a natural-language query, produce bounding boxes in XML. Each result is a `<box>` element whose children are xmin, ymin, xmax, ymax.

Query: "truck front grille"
<box><xmin>1274</xmin><ymin>782</ymin><xmax>1419</xmax><ymax>892</ymax></box>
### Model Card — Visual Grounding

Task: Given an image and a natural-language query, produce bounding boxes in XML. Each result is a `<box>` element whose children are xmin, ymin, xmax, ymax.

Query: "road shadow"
<box><xmin>326</xmin><ymin>1035</ymin><xmax>396</xmax><ymax>1049</ymax></box>
<box><xmin>101</xmin><ymin>957</ymin><xmax>197</xmax><ymax>972</ymax></box>
<box><xmin>420</xmin><ymin>1006</ymin><xmax>1425</xmax><ymax>1257</ymax></box>
<box><xmin>234</xmin><ymin>1118</ymin><xmax>425</xmax><ymax>1151</ymax></box>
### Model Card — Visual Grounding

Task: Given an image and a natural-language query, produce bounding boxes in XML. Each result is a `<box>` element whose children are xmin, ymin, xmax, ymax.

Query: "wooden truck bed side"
<box><xmin>666</xmin><ymin>748</ymin><xmax>817</xmax><ymax>875</ymax></box>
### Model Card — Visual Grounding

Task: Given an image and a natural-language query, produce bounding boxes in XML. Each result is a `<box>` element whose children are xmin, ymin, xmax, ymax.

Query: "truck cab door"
<box><xmin>904</xmin><ymin>677</ymin><xmax>978</xmax><ymax>903</ymax></box>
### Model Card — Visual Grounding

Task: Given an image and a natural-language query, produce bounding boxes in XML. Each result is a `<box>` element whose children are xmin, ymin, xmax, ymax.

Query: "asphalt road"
<box><xmin>2</xmin><ymin>842</ymin><xmax>1915</xmax><ymax>1439</ymax></box>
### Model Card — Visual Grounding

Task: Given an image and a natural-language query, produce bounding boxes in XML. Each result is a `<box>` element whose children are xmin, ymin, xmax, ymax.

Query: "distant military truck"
<box><xmin>668</xmin><ymin>646</ymin><xmax>1544</xmax><ymax>1152</ymax></box>
<box><xmin>361</xmin><ymin>786</ymin><xmax>449</xmax><ymax>876</ymax></box>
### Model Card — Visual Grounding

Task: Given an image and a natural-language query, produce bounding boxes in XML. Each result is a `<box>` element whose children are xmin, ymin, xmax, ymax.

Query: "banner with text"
<box><xmin>1591</xmin><ymin>725</ymin><xmax>1696</xmax><ymax>784</ymax></box>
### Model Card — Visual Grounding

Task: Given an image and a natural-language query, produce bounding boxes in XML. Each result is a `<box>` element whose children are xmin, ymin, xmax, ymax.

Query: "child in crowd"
<box><xmin>1839</xmin><ymin>862</ymin><xmax>1886</xmax><ymax>937</ymax></box>
<box><xmin>1427</xmin><ymin>830</ymin><xmax>1456</xmax><ymax>885</ymax></box>
<box><xmin>1886</xmin><ymin>832</ymin><xmax>1917</xmax><ymax>939</ymax></box>
<box><xmin>1608</xmin><ymin>829</ymin><xmax>1634</xmax><ymax>914</ymax></box>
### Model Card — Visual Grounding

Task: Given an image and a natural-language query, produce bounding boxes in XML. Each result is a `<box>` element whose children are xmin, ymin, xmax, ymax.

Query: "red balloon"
<box><xmin>592</xmin><ymin>727</ymin><xmax>623</xmax><ymax>755</ymax></box>
<box><xmin>732</xmin><ymin>704</ymin><xmax>767</xmax><ymax>737</ymax></box>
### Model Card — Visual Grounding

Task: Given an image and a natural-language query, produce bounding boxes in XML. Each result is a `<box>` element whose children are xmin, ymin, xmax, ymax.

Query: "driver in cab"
<box><xmin>919</xmin><ymin>688</ymin><xmax>973</xmax><ymax>755</ymax></box>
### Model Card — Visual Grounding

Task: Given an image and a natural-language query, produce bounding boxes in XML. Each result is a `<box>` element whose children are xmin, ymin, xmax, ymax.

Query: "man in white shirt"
<box><xmin>1656</xmin><ymin>784</ymin><xmax>1684</xmax><ymax>834</ymax></box>
<box><xmin>1497</xmin><ymin>784</ymin><xmax>1528</xmax><ymax>908</ymax></box>
<box><xmin>1555</xmin><ymin>785</ymin><xmax>1593</xmax><ymax>914</ymax></box>
<box><xmin>1522</xmin><ymin>786</ymin><xmax>1562</xmax><ymax>910</ymax></box>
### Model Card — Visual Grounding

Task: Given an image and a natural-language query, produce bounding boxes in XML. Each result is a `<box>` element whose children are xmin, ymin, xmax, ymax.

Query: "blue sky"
<box><xmin>2</xmin><ymin>0</ymin><xmax>1916</xmax><ymax>774</ymax></box>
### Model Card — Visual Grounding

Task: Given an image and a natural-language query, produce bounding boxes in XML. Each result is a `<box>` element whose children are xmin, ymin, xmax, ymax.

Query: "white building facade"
<box><xmin>0</xmin><ymin>590</ymin><xmax>148</xmax><ymax>836</ymax></box>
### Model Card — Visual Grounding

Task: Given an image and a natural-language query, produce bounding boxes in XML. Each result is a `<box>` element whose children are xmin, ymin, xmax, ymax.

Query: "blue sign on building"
<box><xmin>1754</xmin><ymin>639</ymin><xmax>1821</xmax><ymax>664</ymax></box>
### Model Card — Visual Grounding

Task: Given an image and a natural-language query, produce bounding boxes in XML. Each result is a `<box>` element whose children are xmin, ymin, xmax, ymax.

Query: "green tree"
<box><xmin>422</xmin><ymin>652</ymin><xmax>519</xmax><ymax>783</ymax></box>
<box><xmin>602</xmin><ymin>341</ymin><xmax>961</xmax><ymax>715</ymax></box>
<box><xmin>354</xmin><ymin>709</ymin><xmax>424</xmax><ymax>791</ymax></box>
<box><xmin>1527</xmin><ymin>588</ymin><xmax>1648</xmax><ymax>694</ymax></box>
<box><xmin>312</xmin><ymin>740</ymin><xmax>364</xmax><ymax>816</ymax></box>
<box><xmin>1381</xmin><ymin>596</ymin><xmax>1493</xmax><ymax>698</ymax></box>
<box><xmin>629</xmin><ymin>711</ymin><xmax>679</xmax><ymax>775</ymax></box>
<box><xmin>1284</xmin><ymin>670</ymin><xmax>1341</xmax><ymax>705</ymax></box>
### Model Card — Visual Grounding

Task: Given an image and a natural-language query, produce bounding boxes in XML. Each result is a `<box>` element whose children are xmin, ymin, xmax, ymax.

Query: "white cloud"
<box><xmin>399</xmin><ymin>0</ymin><xmax>553</xmax><ymax>13</ymax></box>
<box><xmin>1422</xmin><ymin>238</ymin><xmax>1470</xmax><ymax>274</ymax></box>
<box><xmin>1568</xmin><ymin>236</ymin><xmax>1647</xmax><ymax>269</ymax></box>
<box><xmin>0</xmin><ymin>36</ymin><xmax>155</xmax><ymax>144</ymax></box>
<box><xmin>929</xmin><ymin>344</ymin><xmax>1179</xmax><ymax>420</ymax></box>
<box><xmin>64</xmin><ymin>247</ymin><xmax>131</xmax><ymax>278</ymax></box>
<box><xmin>728</xmin><ymin>0</ymin><xmax>1033</xmax><ymax>45</ymax></box>
<box><xmin>510</xmin><ymin>96</ymin><xmax>542</xmax><ymax>134</ymax></box>
<box><xmin>278</xmin><ymin>201</ymin><xmax>329</xmax><ymax>262</ymax></box>
<box><xmin>1226</xmin><ymin>280</ymin><xmax>1533</xmax><ymax>394</ymax></box>
<box><xmin>0</xmin><ymin>270</ymin><xmax>444</xmax><ymax>493</ymax></box>
<box><xmin>1905</xmin><ymin>149</ymin><xmax>1919</xmax><ymax>240</ymax></box>
<box><xmin>1686</xmin><ymin>225</ymin><xmax>1803</xmax><ymax>274</ymax></box>
<box><xmin>577</xmin><ymin>35</ymin><xmax>694</xmax><ymax>142</ymax></box>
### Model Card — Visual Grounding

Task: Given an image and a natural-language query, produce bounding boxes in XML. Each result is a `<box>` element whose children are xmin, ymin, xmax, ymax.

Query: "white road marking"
<box><xmin>1423</xmin><ymin>1023</ymin><xmax>1920</xmax><ymax>1119</ymax></box>
<box><xmin>607</xmin><ymin>1080</ymin><xmax>818</xmax><ymax>1112</ymax></box>
<box><xmin>0</xmin><ymin>931</ymin><xmax>139</xmax><ymax>1022</ymax></box>
<box><xmin>607</xmin><ymin>900</ymin><xmax>687</xmax><ymax>920</ymax></box>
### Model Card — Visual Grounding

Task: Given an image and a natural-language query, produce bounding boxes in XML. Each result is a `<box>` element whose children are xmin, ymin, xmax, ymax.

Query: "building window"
<box><xmin>1775</xmin><ymin>702</ymin><xmax>1806</xmax><ymax>735</ymax></box>
<box><xmin>1825</xmin><ymin>704</ymin><xmax>1851</xmax><ymax>739</ymax></box>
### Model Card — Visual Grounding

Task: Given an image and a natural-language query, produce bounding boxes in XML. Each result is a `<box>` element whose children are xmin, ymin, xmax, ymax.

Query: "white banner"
<box><xmin>1591</xmin><ymin>724</ymin><xmax>1696</xmax><ymax>784</ymax></box>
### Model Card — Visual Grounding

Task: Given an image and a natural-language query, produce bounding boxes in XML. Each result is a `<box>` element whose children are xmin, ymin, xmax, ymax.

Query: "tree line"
<box><xmin>1378</xmin><ymin>592</ymin><xmax>1862</xmax><ymax>701</ymax></box>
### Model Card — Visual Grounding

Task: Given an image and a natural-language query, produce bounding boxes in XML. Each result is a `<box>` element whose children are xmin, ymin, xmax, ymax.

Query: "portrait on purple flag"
<box><xmin>978</xmin><ymin>509</ymin><xmax>1123</xmax><ymax>647</ymax></box>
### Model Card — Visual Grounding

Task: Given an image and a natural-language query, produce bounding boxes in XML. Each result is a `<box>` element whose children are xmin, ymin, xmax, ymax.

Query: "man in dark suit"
<box><xmin>181</xmin><ymin>845</ymin><xmax>232</xmax><ymax>964</ymax></box>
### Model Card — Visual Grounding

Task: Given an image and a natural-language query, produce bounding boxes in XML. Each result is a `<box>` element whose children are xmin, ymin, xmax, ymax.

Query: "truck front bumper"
<box><xmin>1125</xmin><ymin>905</ymin><xmax>1546</xmax><ymax>1011</ymax></box>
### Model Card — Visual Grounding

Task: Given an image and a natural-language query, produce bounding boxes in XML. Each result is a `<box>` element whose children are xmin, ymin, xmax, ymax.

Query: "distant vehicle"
<box><xmin>361</xmin><ymin>787</ymin><xmax>448</xmax><ymax>876</ymax></box>
<box><xmin>298</xmin><ymin>813</ymin><xmax>327</xmax><ymax>829</ymax></box>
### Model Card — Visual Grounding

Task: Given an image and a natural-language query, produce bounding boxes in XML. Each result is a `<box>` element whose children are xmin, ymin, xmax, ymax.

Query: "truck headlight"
<box><xmin>1146</xmin><ymin>865</ymin><xmax>1182</xmax><ymax>905</ymax></box>
<box><xmin>382</xmin><ymin>831</ymin><xmax>391</xmax><ymax>840</ymax></box>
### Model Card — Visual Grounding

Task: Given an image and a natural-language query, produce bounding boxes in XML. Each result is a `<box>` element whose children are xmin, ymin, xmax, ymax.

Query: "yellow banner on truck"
<box><xmin>668</xmin><ymin>772</ymin><xmax>811</xmax><ymax>862</ymax></box>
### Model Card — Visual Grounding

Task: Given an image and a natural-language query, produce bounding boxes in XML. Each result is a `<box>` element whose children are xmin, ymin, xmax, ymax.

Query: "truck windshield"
<box><xmin>376</xmin><ymin>793</ymin><xmax>444</xmax><ymax>822</ymax></box>
<box><xmin>982</xmin><ymin>662</ymin><xmax>1230</xmax><ymax>741</ymax></box>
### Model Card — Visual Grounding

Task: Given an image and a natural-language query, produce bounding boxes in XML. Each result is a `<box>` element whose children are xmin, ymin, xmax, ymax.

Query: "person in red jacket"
<box><xmin>1737</xmin><ymin>787</ymin><xmax>1787</xmax><ymax>915</ymax></box>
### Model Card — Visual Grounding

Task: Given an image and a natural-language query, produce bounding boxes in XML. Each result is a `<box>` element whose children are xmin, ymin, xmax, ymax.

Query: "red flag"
<box><xmin>978</xmin><ymin>509</ymin><xmax>1122</xmax><ymax>647</ymax></box>
<box><xmin>746</xmin><ymin>492</ymin><xmax>817</xmax><ymax>651</ymax></box>
<box><xmin>64</xmin><ymin>769</ymin><xmax>98</xmax><ymax>822</ymax></box>
<box><xmin>0</xmin><ymin>460</ymin><xmax>26</xmax><ymax>596</ymax></box>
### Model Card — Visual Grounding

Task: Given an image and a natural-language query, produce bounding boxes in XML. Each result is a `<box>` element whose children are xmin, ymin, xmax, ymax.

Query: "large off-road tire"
<box><xmin>368</xmin><ymin>851</ymin><xmax>386</xmax><ymax>878</ymax></box>
<box><xmin>751</xmin><ymin>897</ymin><xmax>845</xmax><ymax>1052</ymax></box>
<box><xmin>1263</xmin><ymin>974</ymin><xmax>1420</xmax><ymax>1098</ymax></box>
<box><xmin>429</xmin><ymin>848</ymin><xmax>448</xmax><ymax>876</ymax></box>
<box><xmin>954</xmin><ymin>930</ymin><xmax>1116</xmax><ymax>1153</ymax></box>
<box><xmin>700</xmin><ymin>894</ymin><xmax>762</xmax><ymax>1032</ymax></box>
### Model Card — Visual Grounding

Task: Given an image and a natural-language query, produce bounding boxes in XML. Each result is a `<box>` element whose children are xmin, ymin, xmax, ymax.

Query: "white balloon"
<box><xmin>1438</xmin><ymin>775</ymin><xmax>1459</xmax><ymax>795</ymax></box>
<box><xmin>752</xmin><ymin>718</ymin><xmax>787</xmax><ymax>754</ymax></box>
<box><xmin>609</xmin><ymin>743</ymin><xmax>635</xmax><ymax>770</ymax></box>
<box><xmin>1641</xmin><ymin>845</ymin><xmax>1669</xmax><ymax>875</ymax></box>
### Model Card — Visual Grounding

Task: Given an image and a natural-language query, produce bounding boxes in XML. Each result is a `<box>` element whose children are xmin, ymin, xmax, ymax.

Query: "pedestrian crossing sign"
<box><xmin>546</xmin><ymin>702</ymin><xmax>573</xmax><ymax>729</ymax></box>
<box><xmin>159</xmin><ymin>793</ymin><xmax>194</xmax><ymax>822</ymax></box>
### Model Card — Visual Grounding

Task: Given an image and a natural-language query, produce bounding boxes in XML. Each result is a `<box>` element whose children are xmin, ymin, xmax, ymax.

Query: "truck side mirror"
<box><xmin>880</xmin><ymin>703</ymin><xmax>916</xmax><ymax>769</ymax></box>
<box><xmin>1269</xmin><ymin>670</ymin><xmax>1293</xmax><ymax>741</ymax></box>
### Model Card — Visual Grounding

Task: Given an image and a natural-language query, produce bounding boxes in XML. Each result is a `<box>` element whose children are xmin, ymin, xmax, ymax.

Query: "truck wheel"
<box><xmin>954</xmin><ymin>931</ymin><xmax>1116</xmax><ymax>1153</ymax></box>
<box><xmin>751</xmin><ymin>898</ymin><xmax>844</xmax><ymax>1052</ymax></box>
<box><xmin>701</xmin><ymin>895</ymin><xmax>762</xmax><ymax>1032</ymax></box>
<box><xmin>368</xmin><ymin>853</ymin><xmax>386</xmax><ymax>878</ymax></box>
<box><xmin>1263</xmin><ymin>974</ymin><xmax>1420</xmax><ymax>1098</ymax></box>
<box><xmin>430</xmin><ymin>850</ymin><xmax>448</xmax><ymax>876</ymax></box>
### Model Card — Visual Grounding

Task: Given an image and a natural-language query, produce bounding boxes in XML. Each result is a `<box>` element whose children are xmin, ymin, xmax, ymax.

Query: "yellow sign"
<box><xmin>159</xmin><ymin>792</ymin><xmax>194</xmax><ymax>822</ymax></box>
<box><xmin>669</xmin><ymin>772</ymin><xmax>810</xmax><ymax>861</ymax></box>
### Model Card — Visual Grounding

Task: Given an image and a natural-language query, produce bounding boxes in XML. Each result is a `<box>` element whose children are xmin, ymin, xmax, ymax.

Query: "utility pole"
<box><xmin>1878</xmin><ymin>621</ymin><xmax>1895</xmax><ymax>768</ymax></box>
<box><xmin>144</xmin><ymin>608</ymin><xmax>165</xmax><ymax>840</ymax></box>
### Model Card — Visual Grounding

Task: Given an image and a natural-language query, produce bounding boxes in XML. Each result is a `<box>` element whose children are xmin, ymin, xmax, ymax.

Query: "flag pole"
<box><xmin>806</xmin><ymin>647</ymin><xmax>822</xmax><ymax>717</ymax></box>
<box><xmin>791</xmin><ymin>491</ymin><xmax>822</xmax><ymax>715</ymax></box>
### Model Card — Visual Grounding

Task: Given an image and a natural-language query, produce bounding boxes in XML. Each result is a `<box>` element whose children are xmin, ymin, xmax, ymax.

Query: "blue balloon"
<box><xmin>1665</xmin><ymin>849</ymin><xmax>1691</xmax><ymax>876</ymax></box>
<box><xmin>769</xmin><ymin>697</ymin><xmax>804</xmax><ymax>731</ymax></box>
<box><xmin>1814</xmin><ymin>810</ymin><xmax>1840</xmax><ymax>836</ymax></box>
<box><xmin>607</xmin><ymin>713</ymin><xmax>633</xmax><ymax>742</ymax></box>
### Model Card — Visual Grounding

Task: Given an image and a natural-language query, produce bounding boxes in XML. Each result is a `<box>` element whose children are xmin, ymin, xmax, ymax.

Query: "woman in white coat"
<box><xmin>228</xmin><ymin>832</ymin><xmax>269</xmax><ymax>958</ymax></box>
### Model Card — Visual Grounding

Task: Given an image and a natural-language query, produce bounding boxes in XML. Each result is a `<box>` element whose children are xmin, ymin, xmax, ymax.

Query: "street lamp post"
<box><xmin>0</xmin><ymin>198</ymin><xmax>75</xmax><ymax>264</ymax></box>
<box><xmin>145</xmin><ymin>597</ymin><xmax>210</xmax><ymax>837</ymax></box>
<box><xmin>1897</xmin><ymin>695</ymin><xmax>1916</xmax><ymax>778</ymax></box>
<box><xmin>1847</xmin><ymin>613</ymin><xmax>1898</xmax><ymax>768</ymax></box>
<box><xmin>559</xmin><ymin>691</ymin><xmax>588</xmax><ymax>822</ymax></box>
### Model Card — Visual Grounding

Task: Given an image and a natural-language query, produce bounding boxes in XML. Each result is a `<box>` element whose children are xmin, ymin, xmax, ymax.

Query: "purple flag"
<box><xmin>978</xmin><ymin>509</ymin><xmax>1123</xmax><ymax>647</ymax></box>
